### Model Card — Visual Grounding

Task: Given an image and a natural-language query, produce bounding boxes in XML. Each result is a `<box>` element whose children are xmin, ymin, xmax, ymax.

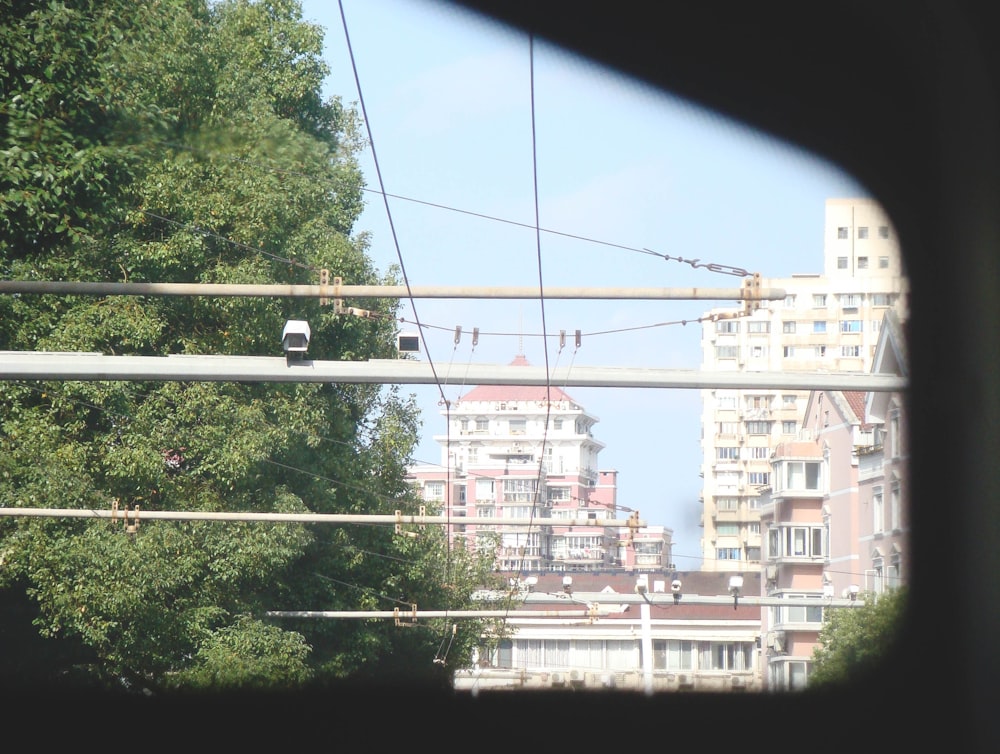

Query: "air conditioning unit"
<box><xmin>569</xmin><ymin>669</ymin><xmax>583</xmax><ymax>684</ymax></box>
<box><xmin>772</xmin><ymin>631</ymin><xmax>786</xmax><ymax>653</ymax></box>
<box><xmin>765</xmin><ymin>564</ymin><xmax>778</xmax><ymax>582</ymax></box>
<box><xmin>550</xmin><ymin>672</ymin><xmax>565</xmax><ymax>686</ymax></box>
<box><xmin>731</xmin><ymin>676</ymin><xmax>746</xmax><ymax>689</ymax></box>
<box><xmin>676</xmin><ymin>673</ymin><xmax>694</xmax><ymax>687</ymax></box>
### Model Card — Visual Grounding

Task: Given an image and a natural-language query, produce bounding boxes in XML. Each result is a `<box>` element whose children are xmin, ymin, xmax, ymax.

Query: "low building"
<box><xmin>455</xmin><ymin>571</ymin><xmax>762</xmax><ymax>693</ymax></box>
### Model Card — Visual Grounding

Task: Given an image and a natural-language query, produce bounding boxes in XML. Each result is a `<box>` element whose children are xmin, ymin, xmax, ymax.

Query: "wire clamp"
<box><xmin>394</xmin><ymin>603</ymin><xmax>418</xmax><ymax>627</ymax></box>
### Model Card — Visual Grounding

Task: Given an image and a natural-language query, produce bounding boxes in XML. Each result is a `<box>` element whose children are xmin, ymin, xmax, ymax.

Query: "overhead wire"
<box><xmin>334</xmin><ymin>0</ymin><xmax>463</xmax><ymax>648</ymax></box>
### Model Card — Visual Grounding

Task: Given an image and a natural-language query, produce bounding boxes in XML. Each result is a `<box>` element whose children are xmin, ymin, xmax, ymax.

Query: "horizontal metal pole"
<box><xmin>0</xmin><ymin>352</ymin><xmax>906</xmax><ymax>391</ymax></box>
<box><xmin>0</xmin><ymin>507</ymin><xmax>640</xmax><ymax>527</ymax></box>
<box><xmin>0</xmin><ymin>280</ymin><xmax>785</xmax><ymax>302</ymax></box>
<box><xmin>522</xmin><ymin>592</ymin><xmax>864</xmax><ymax>608</ymax></box>
<box><xmin>266</xmin><ymin>609</ymin><xmax>607</xmax><ymax>619</ymax></box>
<box><xmin>266</xmin><ymin>595</ymin><xmax>864</xmax><ymax>618</ymax></box>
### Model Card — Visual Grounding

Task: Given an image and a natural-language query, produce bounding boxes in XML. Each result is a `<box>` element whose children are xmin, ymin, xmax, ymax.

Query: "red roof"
<box><xmin>843</xmin><ymin>390</ymin><xmax>874</xmax><ymax>429</ymax></box>
<box><xmin>458</xmin><ymin>355</ymin><xmax>576</xmax><ymax>404</ymax></box>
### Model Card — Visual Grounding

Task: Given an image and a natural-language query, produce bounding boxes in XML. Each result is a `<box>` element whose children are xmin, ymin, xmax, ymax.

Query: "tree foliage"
<box><xmin>0</xmin><ymin>0</ymin><xmax>504</xmax><ymax>694</ymax></box>
<box><xmin>808</xmin><ymin>587</ymin><xmax>908</xmax><ymax>687</ymax></box>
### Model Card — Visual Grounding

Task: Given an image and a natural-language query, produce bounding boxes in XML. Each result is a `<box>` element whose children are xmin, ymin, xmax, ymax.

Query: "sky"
<box><xmin>299</xmin><ymin>0</ymin><xmax>867</xmax><ymax>568</ymax></box>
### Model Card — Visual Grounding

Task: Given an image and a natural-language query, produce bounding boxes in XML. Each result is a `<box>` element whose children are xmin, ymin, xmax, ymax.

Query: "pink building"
<box><xmin>759</xmin><ymin>310</ymin><xmax>908</xmax><ymax>690</ymax></box>
<box><xmin>407</xmin><ymin>354</ymin><xmax>673</xmax><ymax>573</ymax></box>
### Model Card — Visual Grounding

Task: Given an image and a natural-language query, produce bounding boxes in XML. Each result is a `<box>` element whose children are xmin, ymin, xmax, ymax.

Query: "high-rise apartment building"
<box><xmin>406</xmin><ymin>354</ymin><xmax>673</xmax><ymax>573</ymax></box>
<box><xmin>698</xmin><ymin>198</ymin><xmax>909</xmax><ymax>571</ymax></box>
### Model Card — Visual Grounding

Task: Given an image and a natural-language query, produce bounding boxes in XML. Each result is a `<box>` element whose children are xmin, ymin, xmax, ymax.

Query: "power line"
<box><xmin>0</xmin><ymin>507</ymin><xmax>641</xmax><ymax>527</ymax></box>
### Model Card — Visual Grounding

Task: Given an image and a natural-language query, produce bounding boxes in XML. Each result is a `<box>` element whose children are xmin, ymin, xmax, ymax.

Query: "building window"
<box><xmin>718</xmin><ymin>421</ymin><xmax>740</xmax><ymax>435</ymax></box>
<box><xmin>813</xmin><ymin>320</ymin><xmax>827</xmax><ymax>333</ymax></box>
<box><xmin>547</xmin><ymin>486</ymin><xmax>571</xmax><ymax>502</ymax></box>
<box><xmin>717</xmin><ymin>497</ymin><xmax>738</xmax><ymax>511</ymax></box>
<box><xmin>815</xmin><ymin>345</ymin><xmax>827</xmax><ymax>358</ymax></box>
<box><xmin>838</xmin><ymin>293</ymin><xmax>861</xmax><ymax>307</ymax></box>
<box><xmin>703</xmin><ymin>642</ymin><xmax>753</xmax><ymax>671</ymax></box>
<box><xmin>782</xmin><ymin>321</ymin><xmax>796</xmax><ymax>334</ymax></box>
<box><xmin>503</xmin><ymin>478</ymin><xmax>538</xmax><ymax>503</ymax></box>
<box><xmin>777</xmin><ymin>595</ymin><xmax>825</xmax><ymax>625</ymax></box>
<box><xmin>813</xmin><ymin>293</ymin><xmax>827</xmax><ymax>307</ymax></box>
<box><xmin>475</xmin><ymin>418</ymin><xmax>489</xmax><ymax>432</ymax></box>
<box><xmin>785</xmin><ymin>661</ymin><xmax>811</xmax><ymax>691</ymax></box>
<box><xmin>717</xmin><ymin>523</ymin><xmax>739</xmax><ymax>536</ymax></box>
<box><xmin>716</xmin><ymin>320</ymin><xmax>740</xmax><ymax>333</ymax></box>
<box><xmin>890</xmin><ymin>409</ymin><xmax>901</xmax><ymax>457</ymax></box>
<box><xmin>878</xmin><ymin>255</ymin><xmax>890</xmax><ymax>268</ymax></box>
<box><xmin>889</xmin><ymin>553</ymin><xmax>903</xmax><ymax>589</ymax></box>
<box><xmin>858</xmin><ymin>226</ymin><xmax>869</xmax><ymax>239</ymax></box>
<box><xmin>716</xmin><ymin>548</ymin><xmax>742</xmax><ymax>561</ymax></box>
<box><xmin>509</xmin><ymin>419</ymin><xmax>526</xmax><ymax>434</ymax></box>
<box><xmin>717</xmin><ymin>446</ymin><xmax>740</xmax><ymax>461</ymax></box>
<box><xmin>748</xmin><ymin>321</ymin><xmax>770</xmax><ymax>333</ymax></box>
<box><xmin>891</xmin><ymin>480</ymin><xmax>901</xmax><ymax>530</ymax></box>
<box><xmin>873</xmin><ymin>488</ymin><xmax>884</xmax><ymax>534</ymax></box>
<box><xmin>839</xmin><ymin>319</ymin><xmax>863</xmax><ymax>332</ymax></box>
<box><xmin>782</xmin><ymin>394</ymin><xmax>797</xmax><ymax>408</ymax></box>
<box><xmin>870</xmin><ymin>560</ymin><xmax>885</xmax><ymax>594</ymax></box>
<box><xmin>476</xmin><ymin>479</ymin><xmax>495</xmax><ymax>500</ymax></box>
<box><xmin>653</xmin><ymin>640</ymin><xmax>695</xmax><ymax>671</ymax></box>
<box><xmin>779</xmin><ymin>460</ymin><xmax>821</xmax><ymax>491</ymax></box>
<box><xmin>857</xmin><ymin>256</ymin><xmax>869</xmax><ymax>269</ymax></box>
<box><xmin>751</xmin><ymin>446</ymin><xmax>769</xmax><ymax>460</ymax></box>
<box><xmin>780</xmin><ymin>525</ymin><xmax>826</xmax><ymax>558</ymax></box>
<box><xmin>716</xmin><ymin>345</ymin><xmax>739</xmax><ymax>359</ymax></box>
<box><xmin>717</xmin><ymin>395</ymin><xmax>737</xmax><ymax>410</ymax></box>
<box><xmin>716</xmin><ymin>471</ymin><xmax>739</xmax><ymax>489</ymax></box>
<box><xmin>424</xmin><ymin>481</ymin><xmax>445</xmax><ymax>501</ymax></box>
<box><xmin>841</xmin><ymin>345</ymin><xmax>861</xmax><ymax>357</ymax></box>
<box><xmin>837</xmin><ymin>226</ymin><xmax>848</xmax><ymax>239</ymax></box>
<box><xmin>871</xmin><ymin>293</ymin><xmax>892</xmax><ymax>306</ymax></box>
<box><xmin>837</xmin><ymin>256</ymin><xmax>848</xmax><ymax>269</ymax></box>
<box><xmin>783</xmin><ymin>346</ymin><xmax>795</xmax><ymax>358</ymax></box>
<box><xmin>878</xmin><ymin>225</ymin><xmax>890</xmax><ymax>239</ymax></box>
<box><xmin>747</xmin><ymin>471</ymin><xmax>770</xmax><ymax>486</ymax></box>
<box><xmin>781</xmin><ymin>421</ymin><xmax>796</xmax><ymax>434</ymax></box>
<box><xmin>746</xmin><ymin>421</ymin><xmax>771</xmax><ymax>435</ymax></box>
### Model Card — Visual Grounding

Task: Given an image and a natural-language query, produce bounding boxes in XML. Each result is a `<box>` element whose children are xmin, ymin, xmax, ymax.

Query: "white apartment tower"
<box><xmin>407</xmin><ymin>355</ymin><xmax>673</xmax><ymax>573</ymax></box>
<box><xmin>697</xmin><ymin>198</ymin><xmax>909</xmax><ymax>572</ymax></box>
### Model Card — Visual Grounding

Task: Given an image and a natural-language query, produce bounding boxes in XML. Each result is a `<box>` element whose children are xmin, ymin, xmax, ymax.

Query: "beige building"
<box><xmin>698</xmin><ymin>198</ymin><xmax>909</xmax><ymax>571</ymax></box>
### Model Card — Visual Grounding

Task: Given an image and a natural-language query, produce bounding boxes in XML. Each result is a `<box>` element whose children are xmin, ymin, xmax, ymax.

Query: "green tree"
<box><xmin>0</xmin><ymin>0</ymin><xmax>504</xmax><ymax>694</ymax></box>
<box><xmin>808</xmin><ymin>587</ymin><xmax>908</xmax><ymax>687</ymax></box>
